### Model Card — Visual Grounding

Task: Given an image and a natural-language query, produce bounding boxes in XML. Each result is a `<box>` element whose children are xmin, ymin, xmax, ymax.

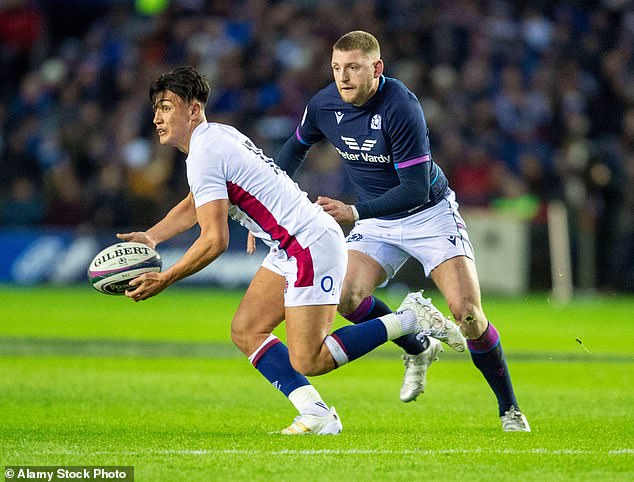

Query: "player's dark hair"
<box><xmin>333</xmin><ymin>30</ymin><xmax>380</xmax><ymax>58</ymax></box>
<box><xmin>149</xmin><ymin>66</ymin><xmax>210</xmax><ymax>106</ymax></box>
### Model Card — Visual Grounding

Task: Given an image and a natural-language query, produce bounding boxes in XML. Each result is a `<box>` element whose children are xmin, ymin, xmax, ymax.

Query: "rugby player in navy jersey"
<box><xmin>274</xmin><ymin>31</ymin><xmax>530</xmax><ymax>431</ymax></box>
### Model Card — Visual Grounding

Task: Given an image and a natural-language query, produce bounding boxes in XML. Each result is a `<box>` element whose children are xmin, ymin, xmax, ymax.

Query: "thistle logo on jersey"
<box><xmin>371</xmin><ymin>114</ymin><xmax>381</xmax><ymax>130</ymax></box>
<box><xmin>346</xmin><ymin>233</ymin><xmax>364</xmax><ymax>242</ymax></box>
<box><xmin>341</xmin><ymin>136</ymin><xmax>377</xmax><ymax>151</ymax></box>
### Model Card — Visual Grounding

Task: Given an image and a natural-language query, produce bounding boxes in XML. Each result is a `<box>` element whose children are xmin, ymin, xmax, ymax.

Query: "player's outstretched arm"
<box><xmin>126</xmin><ymin>198</ymin><xmax>229</xmax><ymax>301</ymax></box>
<box><xmin>117</xmin><ymin>193</ymin><xmax>198</xmax><ymax>248</ymax></box>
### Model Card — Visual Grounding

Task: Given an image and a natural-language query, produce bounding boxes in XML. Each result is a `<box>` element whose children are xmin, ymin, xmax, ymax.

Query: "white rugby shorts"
<box><xmin>262</xmin><ymin>225</ymin><xmax>347</xmax><ymax>307</ymax></box>
<box><xmin>346</xmin><ymin>189</ymin><xmax>474</xmax><ymax>283</ymax></box>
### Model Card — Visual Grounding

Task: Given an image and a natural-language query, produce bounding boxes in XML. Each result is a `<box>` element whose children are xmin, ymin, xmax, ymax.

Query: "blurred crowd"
<box><xmin>1</xmin><ymin>0</ymin><xmax>633</xmax><ymax>290</ymax></box>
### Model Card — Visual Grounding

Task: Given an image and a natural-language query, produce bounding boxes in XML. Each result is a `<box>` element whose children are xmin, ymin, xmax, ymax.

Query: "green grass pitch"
<box><xmin>0</xmin><ymin>286</ymin><xmax>633</xmax><ymax>481</ymax></box>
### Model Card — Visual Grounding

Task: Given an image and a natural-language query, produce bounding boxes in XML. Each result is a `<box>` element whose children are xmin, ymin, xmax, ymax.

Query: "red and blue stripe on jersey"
<box><xmin>227</xmin><ymin>181</ymin><xmax>314</xmax><ymax>288</ymax></box>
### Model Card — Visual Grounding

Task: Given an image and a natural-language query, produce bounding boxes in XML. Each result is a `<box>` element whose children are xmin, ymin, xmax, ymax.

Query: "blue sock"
<box><xmin>325</xmin><ymin>318</ymin><xmax>388</xmax><ymax>365</ymax></box>
<box><xmin>468</xmin><ymin>322</ymin><xmax>519</xmax><ymax>416</ymax></box>
<box><xmin>249</xmin><ymin>335</ymin><xmax>310</xmax><ymax>397</ymax></box>
<box><xmin>342</xmin><ymin>295</ymin><xmax>428</xmax><ymax>354</ymax></box>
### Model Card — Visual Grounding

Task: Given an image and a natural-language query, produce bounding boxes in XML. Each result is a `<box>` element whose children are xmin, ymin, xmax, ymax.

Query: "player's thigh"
<box><xmin>401</xmin><ymin>190</ymin><xmax>475</xmax><ymax>278</ymax></box>
<box><xmin>342</xmin><ymin>221</ymin><xmax>409</xmax><ymax>312</ymax></box>
<box><xmin>285</xmin><ymin>304</ymin><xmax>338</xmax><ymax>362</ymax></box>
<box><xmin>339</xmin><ymin>250</ymin><xmax>388</xmax><ymax>313</ymax></box>
<box><xmin>231</xmin><ymin>266</ymin><xmax>285</xmax><ymax>355</ymax></box>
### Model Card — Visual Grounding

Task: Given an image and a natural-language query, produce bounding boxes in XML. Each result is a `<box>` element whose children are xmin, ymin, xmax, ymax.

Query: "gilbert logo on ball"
<box><xmin>88</xmin><ymin>242</ymin><xmax>162</xmax><ymax>295</ymax></box>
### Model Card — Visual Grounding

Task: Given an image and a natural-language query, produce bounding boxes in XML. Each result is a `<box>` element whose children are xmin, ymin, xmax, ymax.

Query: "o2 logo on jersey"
<box><xmin>321</xmin><ymin>276</ymin><xmax>334</xmax><ymax>293</ymax></box>
<box><xmin>346</xmin><ymin>233</ymin><xmax>364</xmax><ymax>243</ymax></box>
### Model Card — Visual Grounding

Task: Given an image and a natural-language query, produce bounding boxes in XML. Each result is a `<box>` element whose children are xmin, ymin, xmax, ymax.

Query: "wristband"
<box><xmin>350</xmin><ymin>205</ymin><xmax>360</xmax><ymax>221</ymax></box>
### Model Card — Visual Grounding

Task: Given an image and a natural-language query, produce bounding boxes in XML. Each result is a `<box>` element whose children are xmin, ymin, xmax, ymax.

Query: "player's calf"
<box><xmin>288</xmin><ymin>348</ymin><xmax>336</xmax><ymax>376</ymax></box>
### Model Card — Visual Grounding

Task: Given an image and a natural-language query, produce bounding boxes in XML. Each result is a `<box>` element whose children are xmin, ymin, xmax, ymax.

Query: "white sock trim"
<box><xmin>380</xmin><ymin>313</ymin><xmax>405</xmax><ymax>340</ymax></box>
<box><xmin>397</xmin><ymin>309</ymin><xmax>418</xmax><ymax>335</ymax></box>
<box><xmin>324</xmin><ymin>335</ymin><xmax>349</xmax><ymax>367</ymax></box>
<box><xmin>248</xmin><ymin>334</ymin><xmax>279</xmax><ymax>365</ymax></box>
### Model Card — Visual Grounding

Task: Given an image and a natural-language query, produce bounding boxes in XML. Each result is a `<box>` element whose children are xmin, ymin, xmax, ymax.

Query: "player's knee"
<box><xmin>230</xmin><ymin>325</ymin><xmax>249</xmax><ymax>353</ymax></box>
<box><xmin>448</xmin><ymin>299</ymin><xmax>486</xmax><ymax>338</ymax></box>
<box><xmin>230</xmin><ymin>319</ymin><xmax>260</xmax><ymax>355</ymax></box>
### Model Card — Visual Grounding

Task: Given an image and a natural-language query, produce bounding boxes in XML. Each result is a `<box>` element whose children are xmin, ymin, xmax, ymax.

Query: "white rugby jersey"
<box><xmin>186</xmin><ymin>122</ymin><xmax>335</xmax><ymax>254</ymax></box>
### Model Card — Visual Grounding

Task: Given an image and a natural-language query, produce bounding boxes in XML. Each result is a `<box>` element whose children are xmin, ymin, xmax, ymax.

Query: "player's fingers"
<box><xmin>128</xmin><ymin>275</ymin><xmax>144</xmax><ymax>287</ymax></box>
<box><xmin>125</xmin><ymin>285</ymin><xmax>145</xmax><ymax>301</ymax></box>
<box><xmin>246</xmin><ymin>232</ymin><xmax>256</xmax><ymax>254</ymax></box>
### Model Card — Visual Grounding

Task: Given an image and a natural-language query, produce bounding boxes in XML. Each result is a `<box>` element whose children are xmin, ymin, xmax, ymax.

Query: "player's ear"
<box><xmin>374</xmin><ymin>59</ymin><xmax>384</xmax><ymax>78</ymax></box>
<box><xmin>191</xmin><ymin>101</ymin><xmax>201</xmax><ymax>117</ymax></box>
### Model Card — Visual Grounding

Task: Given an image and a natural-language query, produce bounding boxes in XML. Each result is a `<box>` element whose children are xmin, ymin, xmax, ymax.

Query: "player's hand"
<box><xmin>246</xmin><ymin>231</ymin><xmax>256</xmax><ymax>255</ymax></box>
<box><xmin>316</xmin><ymin>196</ymin><xmax>356</xmax><ymax>224</ymax></box>
<box><xmin>125</xmin><ymin>272</ymin><xmax>167</xmax><ymax>302</ymax></box>
<box><xmin>117</xmin><ymin>231</ymin><xmax>158</xmax><ymax>249</ymax></box>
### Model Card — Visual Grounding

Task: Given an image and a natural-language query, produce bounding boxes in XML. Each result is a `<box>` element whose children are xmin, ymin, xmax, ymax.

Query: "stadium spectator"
<box><xmin>0</xmin><ymin>0</ymin><xmax>44</xmax><ymax>101</ymax></box>
<box><xmin>0</xmin><ymin>176</ymin><xmax>43</xmax><ymax>226</ymax></box>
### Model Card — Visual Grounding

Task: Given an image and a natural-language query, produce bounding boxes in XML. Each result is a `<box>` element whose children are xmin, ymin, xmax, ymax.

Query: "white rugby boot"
<box><xmin>400</xmin><ymin>337</ymin><xmax>444</xmax><ymax>402</ymax></box>
<box><xmin>279</xmin><ymin>407</ymin><xmax>342</xmax><ymax>435</ymax></box>
<box><xmin>500</xmin><ymin>406</ymin><xmax>531</xmax><ymax>432</ymax></box>
<box><xmin>398</xmin><ymin>291</ymin><xmax>467</xmax><ymax>352</ymax></box>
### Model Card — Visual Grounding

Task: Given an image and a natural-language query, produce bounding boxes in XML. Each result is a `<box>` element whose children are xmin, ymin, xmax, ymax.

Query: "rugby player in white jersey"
<box><xmin>274</xmin><ymin>31</ymin><xmax>530</xmax><ymax>432</ymax></box>
<box><xmin>116</xmin><ymin>66</ymin><xmax>465</xmax><ymax>434</ymax></box>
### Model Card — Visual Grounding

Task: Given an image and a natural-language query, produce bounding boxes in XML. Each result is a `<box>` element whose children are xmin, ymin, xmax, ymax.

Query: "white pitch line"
<box><xmin>20</xmin><ymin>448</ymin><xmax>634</xmax><ymax>457</ymax></box>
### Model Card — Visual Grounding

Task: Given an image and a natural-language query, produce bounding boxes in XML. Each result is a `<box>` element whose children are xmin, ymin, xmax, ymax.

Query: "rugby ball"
<box><xmin>88</xmin><ymin>242</ymin><xmax>162</xmax><ymax>295</ymax></box>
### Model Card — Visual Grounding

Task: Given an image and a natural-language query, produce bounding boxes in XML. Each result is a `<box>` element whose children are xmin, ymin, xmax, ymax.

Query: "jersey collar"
<box><xmin>378</xmin><ymin>75</ymin><xmax>385</xmax><ymax>92</ymax></box>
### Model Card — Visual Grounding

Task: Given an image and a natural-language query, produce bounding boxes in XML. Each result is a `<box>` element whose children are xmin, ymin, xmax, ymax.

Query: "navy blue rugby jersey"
<box><xmin>293</xmin><ymin>75</ymin><xmax>449</xmax><ymax>220</ymax></box>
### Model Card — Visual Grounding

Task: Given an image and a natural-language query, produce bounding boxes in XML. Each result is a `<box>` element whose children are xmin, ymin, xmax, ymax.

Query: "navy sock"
<box><xmin>326</xmin><ymin>318</ymin><xmax>389</xmax><ymax>365</ymax></box>
<box><xmin>468</xmin><ymin>322</ymin><xmax>519</xmax><ymax>416</ymax></box>
<box><xmin>249</xmin><ymin>335</ymin><xmax>310</xmax><ymax>397</ymax></box>
<box><xmin>342</xmin><ymin>295</ymin><xmax>428</xmax><ymax>355</ymax></box>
